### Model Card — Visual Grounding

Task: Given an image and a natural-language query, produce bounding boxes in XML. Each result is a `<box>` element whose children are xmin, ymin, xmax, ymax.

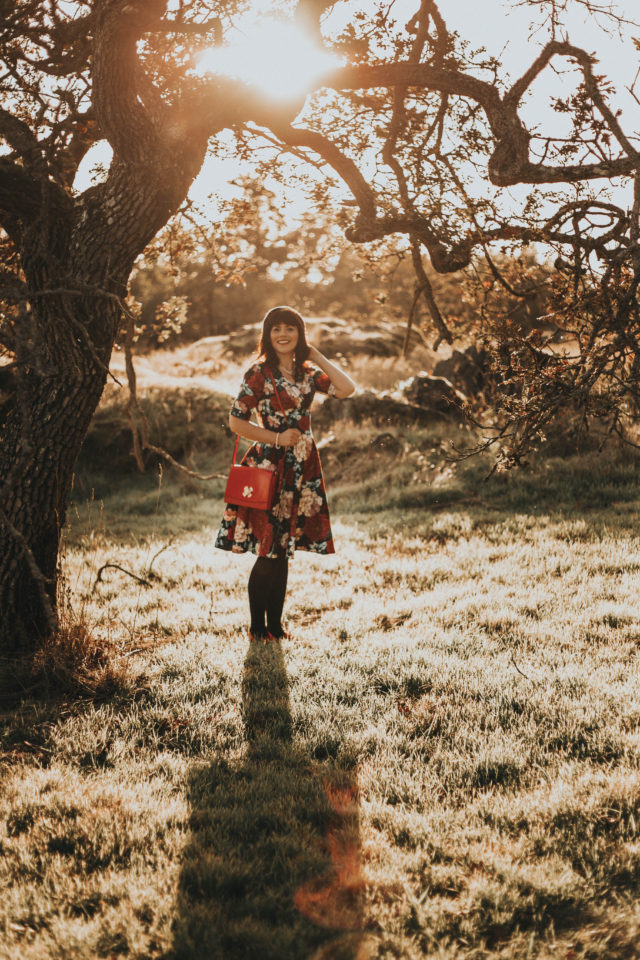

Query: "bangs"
<box><xmin>263</xmin><ymin>307</ymin><xmax>305</xmax><ymax>335</ymax></box>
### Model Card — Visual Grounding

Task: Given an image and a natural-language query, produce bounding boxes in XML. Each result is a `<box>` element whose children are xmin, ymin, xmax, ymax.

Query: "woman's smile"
<box><xmin>270</xmin><ymin>323</ymin><xmax>299</xmax><ymax>355</ymax></box>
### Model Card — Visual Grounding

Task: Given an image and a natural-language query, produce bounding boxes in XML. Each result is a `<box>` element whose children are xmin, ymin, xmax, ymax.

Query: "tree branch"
<box><xmin>410</xmin><ymin>240</ymin><xmax>452</xmax><ymax>345</ymax></box>
<box><xmin>92</xmin><ymin>1</ymin><xmax>165</xmax><ymax>162</ymax></box>
<box><xmin>0</xmin><ymin>107</ymin><xmax>48</xmax><ymax>179</ymax></box>
<box><xmin>274</xmin><ymin>124</ymin><xmax>377</xmax><ymax>223</ymax></box>
<box><xmin>326</xmin><ymin>55</ymin><xmax>636</xmax><ymax>185</ymax></box>
<box><xmin>153</xmin><ymin>17</ymin><xmax>222</xmax><ymax>38</ymax></box>
<box><xmin>381</xmin><ymin>0</ymin><xmax>432</xmax><ymax>204</ymax></box>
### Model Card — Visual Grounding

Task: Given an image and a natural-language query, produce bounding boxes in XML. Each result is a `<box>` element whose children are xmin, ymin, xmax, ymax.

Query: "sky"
<box><xmin>433</xmin><ymin>0</ymin><xmax>639</xmax><ymax>133</ymax></box>
<box><xmin>75</xmin><ymin>0</ymin><xmax>640</xmax><ymax>213</ymax></box>
<box><xmin>192</xmin><ymin>0</ymin><xmax>640</xmax><ymax>205</ymax></box>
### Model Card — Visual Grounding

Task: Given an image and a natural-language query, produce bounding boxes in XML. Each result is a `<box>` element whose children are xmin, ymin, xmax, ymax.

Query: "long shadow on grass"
<box><xmin>174</xmin><ymin>642</ymin><xmax>367</xmax><ymax>960</ymax></box>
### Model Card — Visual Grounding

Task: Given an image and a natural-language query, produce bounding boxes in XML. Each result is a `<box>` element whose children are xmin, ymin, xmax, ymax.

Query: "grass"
<box><xmin>2</xmin><ymin>350</ymin><xmax>640</xmax><ymax>959</ymax></box>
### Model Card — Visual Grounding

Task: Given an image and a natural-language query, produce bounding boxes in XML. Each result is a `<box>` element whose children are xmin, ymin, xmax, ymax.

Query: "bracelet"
<box><xmin>275</xmin><ymin>433</ymin><xmax>280</xmax><ymax>448</ymax></box>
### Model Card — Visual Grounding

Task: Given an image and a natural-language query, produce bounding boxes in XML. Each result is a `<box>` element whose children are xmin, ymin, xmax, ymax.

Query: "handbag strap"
<box><xmin>266</xmin><ymin>366</ymin><xmax>291</xmax><ymax>429</ymax></box>
<box><xmin>230</xmin><ymin>366</ymin><xmax>292</xmax><ymax>466</ymax></box>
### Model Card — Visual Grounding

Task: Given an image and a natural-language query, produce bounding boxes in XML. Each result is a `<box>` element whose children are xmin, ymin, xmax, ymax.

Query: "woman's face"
<box><xmin>270</xmin><ymin>322</ymin><xmax>299</xmax><ymax>357</ymax></box>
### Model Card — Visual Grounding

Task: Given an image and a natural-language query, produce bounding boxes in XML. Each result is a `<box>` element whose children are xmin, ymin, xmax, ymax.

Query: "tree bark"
<box><xmin>0</xmin><ymin>0</ymin><xmax>211</xmax><ymax>654</ymax></box>
<box><xmin>0</xmin><ymin>356</ymin><xmax>108</xmax><ymax>651</ymax></box>
<box><xmin>0</xmin><ymin>145</ymin><xmax>207</xmax><ymax>653</ymax></box>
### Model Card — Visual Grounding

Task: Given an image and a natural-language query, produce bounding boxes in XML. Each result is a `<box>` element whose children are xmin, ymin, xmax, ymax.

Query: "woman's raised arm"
<box><xmin>307</xmin><ymin>345</ymin><xmax>355</xmax><ymax>398</ymax></box>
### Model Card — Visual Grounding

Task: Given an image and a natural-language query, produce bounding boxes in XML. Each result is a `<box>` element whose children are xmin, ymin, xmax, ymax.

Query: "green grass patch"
<box><xmin>3</xmin><ymin>363</ymin><xmax>640</xmax><ymax>958</ymax></box>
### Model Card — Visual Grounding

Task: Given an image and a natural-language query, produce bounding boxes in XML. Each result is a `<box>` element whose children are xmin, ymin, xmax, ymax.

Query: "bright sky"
<box><xmin>75</xmin><ymin>0</ymin><xmax>640</xmax><ymax>212</ymax></box>
<box><xmin>437</xmin><ymin>0</ymin><xmax>639</xmax><ymax>131</ymax></box>
<box><xmin>189</xmin><ymin>0</ymin><xmax>639</xmax><ymax>204</ymax></box>
<box><xmin>194</xmin><ymin>19</ymin><xmax>342</xmax><ymax>98</ymax></box>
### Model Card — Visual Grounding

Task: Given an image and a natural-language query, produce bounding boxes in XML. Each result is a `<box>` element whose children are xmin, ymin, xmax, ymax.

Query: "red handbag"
<box><xmin>224</xmin><ymin>368</ymin><xmax>288</xmax><ymax>511</ymax></box>
<box><xmin>224</xmin><ymin>435</ymin><xmax>277</xmax><ymax>510</ymax></box>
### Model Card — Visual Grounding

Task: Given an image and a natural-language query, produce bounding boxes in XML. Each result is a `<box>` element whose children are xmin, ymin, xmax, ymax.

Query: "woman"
<box><xmin>215</xmin><ymin>306</ymin><xmax>355</xmax><ymax>641</ymax></box>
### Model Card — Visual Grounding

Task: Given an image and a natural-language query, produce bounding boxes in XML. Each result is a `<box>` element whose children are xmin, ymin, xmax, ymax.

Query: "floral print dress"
<box><xmin>215</xmin><ymin>361</ymin><xmax>336</xmax><ymax>558</ymax></box>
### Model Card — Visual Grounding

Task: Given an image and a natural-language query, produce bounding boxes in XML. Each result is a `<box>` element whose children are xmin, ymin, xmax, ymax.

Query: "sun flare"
<box><xmin>195</xmin><ymin>20</ymin><xmax>342</xmax><ymax>100</ymax></box>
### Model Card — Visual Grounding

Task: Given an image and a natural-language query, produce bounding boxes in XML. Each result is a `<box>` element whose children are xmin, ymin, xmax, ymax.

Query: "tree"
<box><xmin>1</xmin><ymin>0</ymin><xmax>639</xmax><ymax>650</ymax></box>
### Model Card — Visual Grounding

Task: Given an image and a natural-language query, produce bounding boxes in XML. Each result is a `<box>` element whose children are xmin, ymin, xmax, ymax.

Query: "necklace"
<box><xmin>281</xmin><ymin>364</ymin><xmax>295</xmax><ymax>379</ymax></box>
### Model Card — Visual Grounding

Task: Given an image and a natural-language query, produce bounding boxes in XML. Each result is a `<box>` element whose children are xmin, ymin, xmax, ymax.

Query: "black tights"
<box><xmin>248</xmin><ymin>555</ymin><xmax>289</xmax><ymax>638</ymax></box>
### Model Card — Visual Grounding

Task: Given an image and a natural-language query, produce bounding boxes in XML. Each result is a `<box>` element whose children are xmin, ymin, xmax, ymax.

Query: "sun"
<box><xmin>194</xmin><ymin>19</ymin><xmax>342</xmax><ymax>101</ymax></box>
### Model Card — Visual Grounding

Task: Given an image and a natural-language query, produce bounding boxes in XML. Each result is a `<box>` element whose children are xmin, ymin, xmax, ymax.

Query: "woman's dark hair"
<box><xmin>258</xmin><ymin>306</ymin><xmax>310</xmax><ymax>379</ymax></box>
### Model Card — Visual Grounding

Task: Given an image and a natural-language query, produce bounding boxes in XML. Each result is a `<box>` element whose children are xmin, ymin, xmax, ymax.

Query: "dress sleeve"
<box><xmin>230</xmin><ymin>365</ymin><xmax>265</xmax><ymax>421</ymax></box>
<box><xmin>311</xmin><ymin>364</ymin><xmax>336</xmax><ymax>397</ymax></box>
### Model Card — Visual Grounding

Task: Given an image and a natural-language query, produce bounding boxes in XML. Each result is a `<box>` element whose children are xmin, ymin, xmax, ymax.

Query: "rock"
<box><xmin>222</xmin><ymin>316</ymin><xmax>425</xmax><ymax>360</ymax></box>
<box><xmin>368</xmin><ymin>432</ymin><xmax>402</xmax><ymax>452</ymax></box>
<box><xmin>403</xmin><ymin>374</ymin><xmax>466</xmax><ymax>416</ymax></box>
<box><xmin>432</xmin><ymin>345</ymin><xmax>489</xmax><ymax>398</ymax></box>
<box><xmin>223</xmin><ymin>325</ymin><xmax>260</xmax><ymax>358</ymax></box>
<box><xmin>173</xmin><ymin>337</ymin><xmax>224</xmax><ymax>376</ymax></box>
<box><xmin>313</xmin><ymin>320</ymin><xmax>423</xmax><ymax>358</ymax></box>
<box><xmin>313</xmin><ymin>391</ymin><xmax>441</xmax><ymax>428</ymax></box>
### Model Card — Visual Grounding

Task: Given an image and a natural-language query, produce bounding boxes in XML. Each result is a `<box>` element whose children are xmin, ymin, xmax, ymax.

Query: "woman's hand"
<box><xmin>279</xmin><ymin>428</ymin><xmax>303</xmax><ymax>447</ymax></box>
<box><xmin>306</xmin><ymin>344</ymin><xmax>356</xmax><ymax>399</ymax></box>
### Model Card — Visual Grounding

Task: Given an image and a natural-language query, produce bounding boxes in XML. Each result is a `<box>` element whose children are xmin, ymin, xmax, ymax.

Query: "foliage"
<box><xmin>2</xmin><ymin>0</ymin><xmax>640</xmax><ymax>424</ymax></box>
<box><xmin>460</xmin><ymin>251</ymin><xmax>640</xmax><ymax>468</ymax></box>
<box><xmin>129</xmin><ymin>218</ymin><xmax>488</xmax><ymax>346</ymax></box>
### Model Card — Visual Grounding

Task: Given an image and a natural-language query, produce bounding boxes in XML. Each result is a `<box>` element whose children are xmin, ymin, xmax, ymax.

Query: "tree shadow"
<box><xmin>174</xmin><ymin>642</ymin><xmax>370</xmax><ymax>960</ymax></box>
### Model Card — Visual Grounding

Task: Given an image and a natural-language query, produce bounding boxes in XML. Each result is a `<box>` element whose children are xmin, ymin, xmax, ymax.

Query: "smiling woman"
<box><xmin>216</xmin><ymin>305</ymin><xmax>355</xmax><ymax>643</ymax></box>
<box><xmin>194</xmin><ymin>18</ymin><xmax>342</xmax><ymax>100</ymax></box>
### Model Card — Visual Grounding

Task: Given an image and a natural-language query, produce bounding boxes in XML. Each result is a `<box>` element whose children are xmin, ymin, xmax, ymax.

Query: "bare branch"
<box><xmin>326</xmin><ymin>54</ymin><xmax>637</xmax><ymax>186</ymax></box>
<box><xmin>410</xmin><ymin>241</ymin><xmax>452</xmax><ymax>345</ymax></box>
<box><xmin>274</xmin><ymin>123</ymin><xmax>377</xmax><ymax>223</ymax></box>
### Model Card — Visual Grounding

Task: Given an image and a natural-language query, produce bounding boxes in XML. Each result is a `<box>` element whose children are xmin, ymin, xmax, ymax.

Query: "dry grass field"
<box><xmin>2</xmin><ymin>345</ymin><xmax>640</xmax><ymax>959</ymax></box>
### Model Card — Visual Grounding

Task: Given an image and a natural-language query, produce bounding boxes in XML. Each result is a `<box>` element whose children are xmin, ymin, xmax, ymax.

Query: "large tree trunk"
<box><xmin>0</xmin><ymin>369</ymin><xmax>106</xmax><ymax>650</ymax></box>
<box><xmin>0</xmin><ymin>171</ymin><xmax>207</xmax><ymax>654</ymax></box>
<box><xmin>0</xmin><ymin>292</ymin><xmax>120</xmax><ymax>652</ymax></box>
<box><xmin>0</xmin><ymin>2</ymin><xmax>211</xmax><ymax>657</ymax></box>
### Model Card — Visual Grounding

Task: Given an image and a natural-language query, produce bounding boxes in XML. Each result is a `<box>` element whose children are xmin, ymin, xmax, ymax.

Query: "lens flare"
<box><xmin>195</xmin><ymin>19</ymin><xmax>342</xmax><ymax>100</ymax></box>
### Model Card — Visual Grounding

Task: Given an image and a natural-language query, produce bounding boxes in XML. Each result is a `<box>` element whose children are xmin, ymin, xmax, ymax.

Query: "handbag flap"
<box><xmin>225</xmin><ymin>464</ymin><xmax>276</xmax><ymax>509</ymax></box>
